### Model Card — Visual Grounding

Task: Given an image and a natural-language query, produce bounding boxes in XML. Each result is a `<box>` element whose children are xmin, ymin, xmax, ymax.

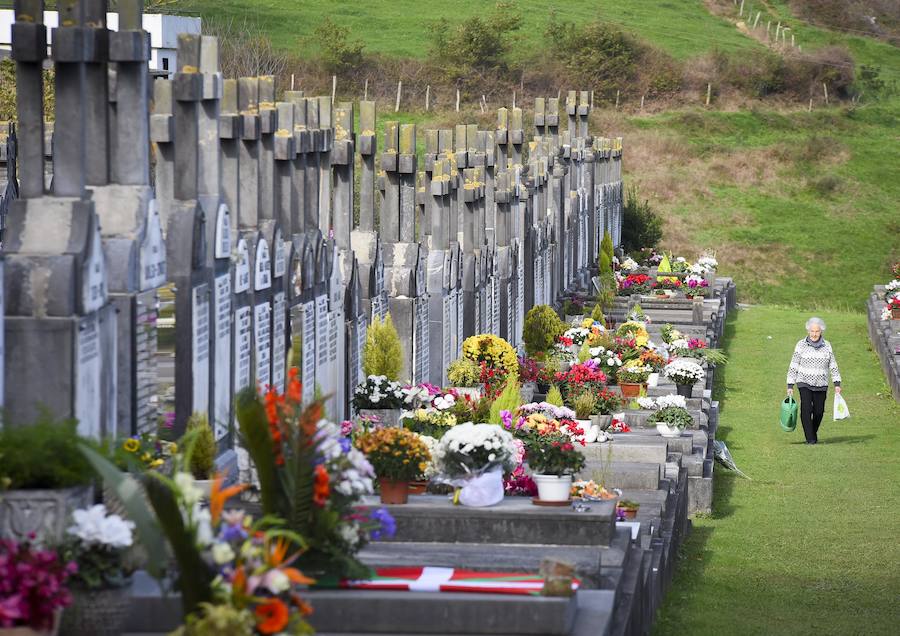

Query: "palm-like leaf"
<box><xmin>235</xmin><ymin>387</ymin><xmax>281</xmax><ymax>515</ymax></box>
<box><xmin>143</xmin><ymin>473</ymin><xmax>215</xmax><ymax>615</ymax></box>
<box><xmin>79</xmin><ymin>445</ymin><xmax>169</xmax><ymax>579</ymax></box>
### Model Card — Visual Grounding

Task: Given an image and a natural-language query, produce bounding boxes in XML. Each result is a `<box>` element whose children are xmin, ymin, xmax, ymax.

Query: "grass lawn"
<box><xmin>654</xmin><ymin>304</ymin><xmax>900</xmax><ymax>635</ymax></box>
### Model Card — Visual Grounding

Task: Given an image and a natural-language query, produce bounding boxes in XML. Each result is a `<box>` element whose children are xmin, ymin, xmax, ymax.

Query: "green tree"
<box><xmin>621</xmin><ymin>185</ymin><xmax>662</xmax><ymax>253</ymax></box>
<box><xmin>428</xmin><ymin>2</ymin><xmax>522</xmax><ymax>81</ymax></box>
<box><xmin>363</xmin><ymin>313</ymin><xmax>403</xmax><ymax>381</ymax></box>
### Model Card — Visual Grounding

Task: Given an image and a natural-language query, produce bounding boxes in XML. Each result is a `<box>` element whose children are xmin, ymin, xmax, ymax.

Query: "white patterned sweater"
<box><xmin>786</xmin><ymin>338</ymin><xmax>841</xmax><ymax>390</ymax></box>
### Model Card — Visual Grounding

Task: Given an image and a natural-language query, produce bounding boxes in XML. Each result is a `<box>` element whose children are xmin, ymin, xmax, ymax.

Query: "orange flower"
<box><xmin>209</xmin><ymin>472</ymin><xmax>249</xmax><ymax>525</ymax></box>
<box><xmin>299</xmin><ymin>400</ymin><xmax>324</xmax><ymax>439</ymax></box>
<box><xmin>255</xmin><ymin>598</ymin><xmax>289</xmax><ymax>634</ymax></box>
<box><xmin>232</xmin><ymin>565</ymin><xmax>248</xmax><ymax>599</ymax></box>
<box><xmin>287</xmin><ymin>367</ymin><xmax>302</xmax><ymax>403</ymax></box>
<box><xmin>313</xmin><ymin>464</ymin><xmax>330</xmax><ymax>506</ymax></box>
<box><xmin>292</xmin><ymin>593</ymin><xmax>314</xmax><ymax>616</ymax></box>
<box><xmin>283</xmin><ymin>567</ymin><xmax>315</xmax><ymax>586</ymax></box>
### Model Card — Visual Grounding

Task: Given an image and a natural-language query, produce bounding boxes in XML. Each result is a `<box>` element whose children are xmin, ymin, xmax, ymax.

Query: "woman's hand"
<box><xmin>787</xmin><ymin>388</ymin><xmax>793</xmax><ymax>398</ymax></box>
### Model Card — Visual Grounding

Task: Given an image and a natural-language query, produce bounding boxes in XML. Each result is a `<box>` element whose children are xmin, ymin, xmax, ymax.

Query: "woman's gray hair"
<box><xmin>805</xmin><ymin>316</ymin><xmax>826</xmax><ymax>331</ymax></box>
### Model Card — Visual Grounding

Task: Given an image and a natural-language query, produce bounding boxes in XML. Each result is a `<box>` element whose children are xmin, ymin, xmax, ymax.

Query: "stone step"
<box><xmin>362</xmin><ymin>495</ymin><xmax>617</xmax><ymax>547</ymax></box>
<box><xmin>572</xmin><ymin>590</ymin><xmax>616</xmax><ymax>636</ymax></box>
<box><xmin>581</xmin><ymin>439</ymin><xmax>668</xmax><ymax>465</ymax></box>
<box><xmin>359</xmin><ymin>542</ymin><xmax>604</xmax><ymax>588</ymax></box>
<box><xmin>580</xmin><ymin>461</ymin><xmax>661</xmax><ymax>490</ymax></box>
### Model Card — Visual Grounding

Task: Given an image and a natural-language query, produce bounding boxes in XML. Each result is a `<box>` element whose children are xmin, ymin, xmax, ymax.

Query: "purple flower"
<box><xmin>339</xmin><ymin>437</ymin><xmax>352</xmax><ymax>454</ymax></box>
<box><xmin>501</xmin><ymin>410</ymin><xmax>513</xmax><ymax>430</ymax></box>
<box><xmin>218</xmin><ymin>523</ymin><xmax>248</xmax><ymax>543</ymax></box>
<box><xmin>369</xmin><ymin>507</ymin><xmax>396</xmax><ymax>541</ymax></box>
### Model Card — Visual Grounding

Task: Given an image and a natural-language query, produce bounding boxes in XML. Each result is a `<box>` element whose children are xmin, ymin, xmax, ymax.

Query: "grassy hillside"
<box><xmin>612</xmin><ymin>98</ymin><xmax>899</xmax><ymax>309</ymax></box>
<box><xmin>175</xmin><ymin>0</ymin><xmax>764</xmax><ymax>60</ymax></box>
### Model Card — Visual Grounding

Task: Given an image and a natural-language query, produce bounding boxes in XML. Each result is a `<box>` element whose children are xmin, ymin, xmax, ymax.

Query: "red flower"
<box><xmin>255</xmin><ymin>599</ymin><xmax>290</xmax><ymax>634</ymax></box>
<box><xmin>313</xmin><ymin>464</ymin><xmax>330</xmax><ymax>507</ymax></box>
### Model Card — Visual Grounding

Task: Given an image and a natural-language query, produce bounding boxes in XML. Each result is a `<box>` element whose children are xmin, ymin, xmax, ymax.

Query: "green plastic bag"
<box><xmin>780</xmin><ymin>396</ymin><xmax>798</xmax><ymax>432</ymax></box>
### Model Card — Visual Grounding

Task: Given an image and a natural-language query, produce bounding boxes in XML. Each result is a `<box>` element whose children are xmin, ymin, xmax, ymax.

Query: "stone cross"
<box><xmin>5</xmin><ymin>0</ymin><xmax>113</xmax><ymax>436</ymax></box>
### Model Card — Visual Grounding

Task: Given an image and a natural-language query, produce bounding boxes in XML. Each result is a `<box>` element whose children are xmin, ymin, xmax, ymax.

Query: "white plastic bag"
<box><xmin>458</xmin><ymin>468</ymin><xmax>504</xmax><ymax>507</ymax></box>
<box><xmin>833</xmin><ymin>394</ymin><xmax>850</xmax><ymax>421</ymax></box>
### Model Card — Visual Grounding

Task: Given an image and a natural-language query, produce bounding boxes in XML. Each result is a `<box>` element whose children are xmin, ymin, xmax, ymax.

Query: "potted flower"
<box><xmin>683</xmin><ymin>274</ymin><xmax>710</xmax><ymax>299</ymax></box>
<box><xmin>461</xmin><ymin>334</ymin><xmax>519</xmax><ymax>382</ymax></box>
<box><xmin>352</xmin><ymin>375</ymin><xmax>409</xmax><ymax>427</ymax></box>
<box><xmin>524</xmin><ymin>431</ymin><xmax>586</xmax><ymax>503</ymax></box>
<box><xmin>183</xmin><ymin>413</ymin><xmax>217</xmax><ymax>498</ymax></box>
<box><xmin>554</xmin><ymin>361</ymin><xmax>608</xmax><ymax>402</ymax></box>
<box><xmin>638</xmin><ymin>395</ymin><xmax>693</xmax><ymax>437</ymax></box>
<box><xmin>0</xmin><ymin>538</ymin><xmax>75</xmax><ymax>635</ymax></box>
<box><xmin>354</xmin><ymin>428</ymin><xmax>431</xmax><ymax>505</ymax></box>
<box><xmin>617</xmin><ymin>273</ymin><xmax>653</xmax><ymax>296</ymax></box>
<box><xmin>616</xmin><ymin>499</ymin><xmax>640</xmax><ymax>520</ymax></box>
<box><xmin>652</xmin><ymin>277</ymin><xmax>682</xmax><ymax>297</ymax></box>
<box><xmin>0</xmin><ymin>417</ymin><xmax>95</xmax><ymax>545</ymax></box>
<box><xmin>570</xmin><ymin>391</ymin><xmax>599</xmax><ymax>444</ymax></box>
<box><xmin>433</xmin><ymin>422</ymin><xmax>516</xmax><ymax>507</ymax></box>
<box><xmin>591</xmin><ymin>389</ymin><xmax>623</xmax><ymax>431</ymax></box>
<box><xmin>663</xmin><ymin>359</ymin><xmax>706</xmax><ymax>398</ymax></box>
<box><xmin>57</xmin><ymin>505</ymin><xmax>136</xmax><ymax>636</ymax></box>
<box><xmin>889</xmin><ymin>296</ymin><xmax>900</xmax><ymax>320</ymax></box>
<box><xmin>517</xmin><ymin>356</ymin><xmax>541</xmax><ymax>402</ymax></box>
<box><xmin>639</xmin><ymin>350</ymin><xmax>667</xmax><ymax>387</ymax></box>
<box><xmin>616</xmin><ymin>361</ymin><xmax>652</xmax><ymax>398</ymax></box>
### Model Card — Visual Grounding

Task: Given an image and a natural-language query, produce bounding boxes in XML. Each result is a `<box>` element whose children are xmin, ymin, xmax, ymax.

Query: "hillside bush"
<box><xmin>428</xmin><ymin>2</ymin><xmax>522</xmax><ymax>82</ymax></box>
<box><xmin>544</xmin><ymin>16</ymin><xmax>639</xmax><ymax>94</ymax></box>
<box><xmin>621</xmin><ymin>185</ymin><xmax>662</xmax><ymax>254</ymax></box>
<box><xmin>311</xmin><ymin>17</ymin><xmax>366</xmax><ymax>75</ymax></box>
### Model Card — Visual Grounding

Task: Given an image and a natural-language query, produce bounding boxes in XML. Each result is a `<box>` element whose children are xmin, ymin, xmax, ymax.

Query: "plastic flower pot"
<box><xmin>647</xmin><ymin>372</ymin><xmax>660</xmax><ymax>387</ymax></box>
<box><xmin>379</xmin><ymin>479</ymin><xmax>410</xmax><ymax>505</ymax></box>
<box><xmin>619</xmin><ymin>382</ymin><xmax>644</xmax><ymax>398</ymax></box>
<box><xmin>533</xmin><ymin>474</ymin><xmax>573</xmax><ymax>502</ymax></box>
<box><xmin>676</xmin><ymin>383</ymin><xmax>693</xmax><ymax>398</ymax></box>
<box><xmin>655</xmin><ymin>423</ymin><xmax>686</xmax><ymax>438</ymax></box>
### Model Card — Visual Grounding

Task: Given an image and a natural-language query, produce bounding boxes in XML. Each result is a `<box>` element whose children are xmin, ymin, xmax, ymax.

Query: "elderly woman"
<box><xmin>786</xmin><ymin>317</ymin><xmax>842</xmax><ymax>444</ymax></box>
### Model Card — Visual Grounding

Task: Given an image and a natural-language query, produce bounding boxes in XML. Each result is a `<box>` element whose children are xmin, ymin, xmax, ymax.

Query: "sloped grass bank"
<box><xmin>654</xmin><ymin>305</ymin><xmax>900</xmax><ymax>635</ymax></box>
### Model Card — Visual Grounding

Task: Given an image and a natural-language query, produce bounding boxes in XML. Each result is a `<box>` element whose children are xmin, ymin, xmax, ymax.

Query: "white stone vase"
<box><xmin>655</xmin><ymin>423</ymin><xmax>686</xmax><ymax>438</ymax></box>
<box><xmin>358</xmin><ymin>408</ymin><xmax>403</xmax><ymax>428</ymax></box>
<box><xmin>0</xmin><ymin>486</ymin><xmax>92</xmax><ymax>545</ymax></box>
<box><xmin>647</xmin><ymin>372</ymin><xmax>660</xmax><ymax>388</ymax></box>
<box><xmin>533</xmin><ymin>474</ymin><xmax>573</xmax><ymax>502</ymax></box>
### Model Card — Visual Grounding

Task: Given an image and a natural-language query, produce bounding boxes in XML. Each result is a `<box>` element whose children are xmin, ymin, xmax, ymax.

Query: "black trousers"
<box><xmin>798</xmin><ymin>387</ymin><xmax>827</xmax><ymax>443</ymax></box>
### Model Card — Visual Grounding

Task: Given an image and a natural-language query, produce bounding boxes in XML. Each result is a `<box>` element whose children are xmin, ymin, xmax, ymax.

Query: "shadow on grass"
<box><xmin>819</xmin><ymin>434</ymin><xmax>876</xmax><ymax>445</ymax></box>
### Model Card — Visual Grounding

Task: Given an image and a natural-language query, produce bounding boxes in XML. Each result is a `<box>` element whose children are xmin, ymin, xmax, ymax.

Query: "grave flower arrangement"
<box><xmin>59</xmin><ymin>504</ymin><xmax>135</xmax><ymax>591</ymax></box>
<box><xmin>619</xmin><ymin>257</ymin><xmax>640</xmax><ymax>272</ymax></box>
<box><xmin>696</xmin><ymin>254</ymin><xmax>718</xmax><ymax>272</ymax></box>
<box><xmin>618</xmin><ymin>273</ymin><xmax>653</xmax><ymax>296</ymax></box>
<box><xmin>670</xmin><ymin>256</ymin><xmax>690</xmax><ymax>273</ymax></box>
<box><xmin>660</xmin><ymin>323</ymin><xmax>682</xmax><ymax>345</ymax></box>
<box><xmin>663</xmin><ymin>359</ymin><xmax>706</xmax><ymax>386</ymax></box>
<box><xmin>616</xmin><ymin>361</ymin><xmax>652</xmax><ymax>384</ymax></box>
<box><xmin>616</xmin><ymin>321</ymin><xmax>650</xmax><ymax>347</ymax></box>
<box><xmin>447</xmin><ymin>358</ymin><xmax>482</xmax><ymax>388</ymax></box>
<box><xmin>462</xmin><ymin>334</ymin><xmax>519</xmax><ymax>379</ymax></box>
<box><xmin>646</xmin><ymin>406</ymin><xmax>693</xmax><ymax>429</ymax></box>
<box><xmin>609</xmin><ymin>418</ymin><xmax>631</xmax><ymax>433</ymax></box>
<box><xmin>523</xmin><ymin>431</ymin><xmax>586</xmax><ymax>477</ymax></box>
<box><xmin>554</xmin><ymin>361</ymin><xmax>608</xmax><ymax>400</ymax></box>
<box><xmin>351</xmin><ymin>375</ymin><xmax>409</xmax><ymax>410</ymax></box>
<box><xmin>517</xmin><ymin>356</ymin><xmax>542</xmax><ymax>384</ymax></box>
<box><xmin>638</xmin><ymin>394</ymin><xmax>688</xmax><ymax>411</ymax></box>
<box><xmin>114</xmin><ymin>432</ymin><xmax>177</xmax><ymax>471</ymax></box>
<box><xmin>594</xmin><ymin>389</ymin><xmax>623</xmax><ymax>416</ymax></box>
<box><xmin>562</xmin><ymin>326</ymin><xmax>590</xmax><ymax>347</ymax></box>
<box><xmin>0</xmin><ymin>537</ymin><xmax>75</xmax><ymax>631</ymax></box>
<box><xmin>652</xmin><ymin>277</ymin><xmax>682</xmax><ymax>292</ymax></box>
<box><xmin>684</xmin><ymin>274</ymin><xmax>710</xmax><ymax>297</ymax></box>
<box><xmin>639</xmin><ymin>350</ymin><xmax>668</xmax><ymax>373</ymax></box>
<box><xmin>571</xmin><ymin>480</ymin><xmax>620</xmax><ymax>501</ymax></box>
<box><xmin>354</xmin><ymin>428</ymin><xmax>431</xmax><ymax>483</ymax></box>
<box><xmin>401</xmin><ymin>408</ymin><xmax>458</xmax><ymax>439</ymax></box>
<box><xmin>433</xmin><ymin>422</ymin><xmax>517</xmax><ymax>480</ymax></box>
<box><xmin>590</xmin><ymin>345</ymin><xmax>624</xmax><ymax>380</ymax></box>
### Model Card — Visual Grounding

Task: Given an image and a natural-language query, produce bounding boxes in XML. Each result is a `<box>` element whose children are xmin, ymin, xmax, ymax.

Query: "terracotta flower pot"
<box><xmin>379</xmin><ymin>479</ymin><xmax>410</xmax><ymax>504</ymax></box>
<box><xmin>619</xmin><ymin>382</ymin><xmax>644</xmax><ymax>398</ymax></box>
<box><xmin>892</xmin><ymin>307</ymin><xmax>900</xmax><ymax>320</ymax></box>
<box><xmin>616</xmin><ymin>506</ymin><xmax>638</xmax><ymax>520</ymax></box>
<box><xmin>407</xmin><ymin>480</ymin><xmax>428</xmax><ymax>495</ymax></box>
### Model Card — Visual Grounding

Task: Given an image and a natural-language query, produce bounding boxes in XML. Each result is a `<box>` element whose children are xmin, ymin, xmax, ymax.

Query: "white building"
<box><xmin>0</xmin><ymin>10</ymin><xmax>201</xmax><ymax>77</ymax></box>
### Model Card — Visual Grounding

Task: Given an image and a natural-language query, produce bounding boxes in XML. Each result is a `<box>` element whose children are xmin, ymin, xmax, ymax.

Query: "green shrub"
<box><xmin>601</xmin><ymin>231</ymin><xmax>614</xmax><ymax>270</ymax></box>
<box><xmin>184</xmin><ymin>413</ymin><xmax>216</xmax><ymax>480</ymax></box>
<box><xmin>591</xmin><ymin>304</ymin><xmax>606</xmax><ymax>324</ymax></box>
<box><xmin>363</xmin><ymin>313</ymin><xmax>403</xmax><ymax>381</ymax></box>
<box><xmin>577</xmin><ymin>341</ymin><xmax>591</xmax><ymax>364</ymax></box>
<box><xmin>0</xmin><ymin>415</ymin><xmax>97</xmax><ymax>489</ymax></box>
<box><xmin>428</xmin><ymin>2</ymin><xmax>522</xmax><ymax>81</ymax></box>
<box><xmin>546</xmin><ymin>385</ymin><xmax>564</xmax><ymax>407</ymax></box>
<box><xmin>523</xmin><ymin>305</ymin><xmax>566</xmax><ymax>358</ymax></box>
<box><xmin>448</xmin><ymin>358</ymin><xmax>481</xmax><ymax>388</ymax></box>
<box><xmin>544</xmin><ymin>17</ymin><xmax>639</xmax><ymax>94</ymax></box>
<box><xmin>621</xmin><ymin>185</ymin><xmax>662</xmax><ymax>253</ymax></box>
<box><xmin>571</xmin><ymin>391</ymin><xmax>597</xmax><ymax>419</ymax></box>
<box><xmin>311</xmin><ymin>17</ymin><xmax>366</xmax><ymax>75</ymax></box>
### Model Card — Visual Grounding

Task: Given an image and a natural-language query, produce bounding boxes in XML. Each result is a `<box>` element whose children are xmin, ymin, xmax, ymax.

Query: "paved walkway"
<box><xmin>654</xmin><ymin>305</ymin><xmax>900</xmax><ymax>636</ymax></box>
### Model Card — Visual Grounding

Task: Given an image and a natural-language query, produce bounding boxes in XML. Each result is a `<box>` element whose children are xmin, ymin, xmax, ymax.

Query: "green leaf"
<box><xmin>79</xmin><ymin>445</ymin><xmax>169</xmax><ymax>580</ymax></box>
<box><xmin>235</xmin><ymin>388</ymin><xmax>281</xmax><ymax>515</ymax></box>
<box><xmin>143</xmin><ymin>473</ymin><xmax>214</xmax><ymax>617</ymax></box>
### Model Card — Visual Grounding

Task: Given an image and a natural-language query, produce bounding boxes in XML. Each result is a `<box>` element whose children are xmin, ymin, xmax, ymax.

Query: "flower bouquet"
<box><xmin>554</xmin><ymin>361</ymin><xmax>608</xmax><ymax>401</ymax></box>
<box><xmin>663</xmin><ymin>358</ymin><xmax>706</xmax><ymax>397</ymax></box>
<box><xmin>615</xmin><ymin>321</ymin><xmax>650</xmax><ymax>347</ymax></box>
<box><xmin>433</xmin><ymin>422</ymin><xmax>517</xmax><ymax>507</ymax></box>
<box><xmin>57</xmin><ymin>505</ymin><xmax>136</xmax><ymax>636</ymax></box>
<box><xmin>354</xmin><ymin>428</ymin><xmax>431</xmax><ymax>504</ymax></box>
<box><xmin>571</xmin><ymin>480</ymin><xmax>620</xmax><ymax>501</ymax></box>
<box><xmin>0</xmin><ymin>538</ymin><xmax>74</xmax><ymax>634</ymax></box>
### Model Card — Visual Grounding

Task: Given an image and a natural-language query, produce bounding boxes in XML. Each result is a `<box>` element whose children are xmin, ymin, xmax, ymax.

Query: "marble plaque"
<box><xmin>75</xmin><ymin>314</ymin><xmax>102</xmax><ymax>439</ymax></box>
<box><xmin>301</xmin><ymin>301</ymin><xmax>316</xmax><ymax>404</ymax></box>
<box><xmin>272</xmin><ymin>292</ymin><xmax>287</xmax><ymax>393</ymax></box>
<box><xmin>442</xmin><ymin>293</ymin><xmax>452</xmax><ymax>382</ymax></box>
<box><xmin>254</xmin><ymin>302</ymin><xmax>272</xmax><ymax>391</ymax></box>
<box><xmin>213</xmin><ymin>274</ymin><xmax>232</xmax><ymax>440</ymax></box>
<box><xmin>191</xmin><ymin>284</ymin><xmax>211</xmax><ymax>414</ymax></box>
<box><xmin>234</xmin><ymin>306</ymin><xmax>253</xmax><ymax>394</ymax></box>
<box><xmin>139</xmin><ymin>200</ymin><xmax>167</xmax><ymax>290</ymax></box>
